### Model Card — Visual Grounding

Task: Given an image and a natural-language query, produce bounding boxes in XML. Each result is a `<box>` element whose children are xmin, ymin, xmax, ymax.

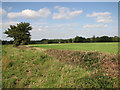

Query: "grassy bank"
<box><xmin>2</xmin><ymin>45</ymin><xmax>119</xmax><ymax>88</ymax></box>
<box><xmin>29</xmin><ymin>42</ymin><xmax>118</xmax><ymax>54</ymax></box>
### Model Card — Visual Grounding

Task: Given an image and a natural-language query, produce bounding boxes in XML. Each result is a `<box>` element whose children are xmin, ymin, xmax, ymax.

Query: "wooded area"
<box><xmin>2</xmin><ymin>35</ymin><xmax>120</xmax><ymax>45</ymax></box>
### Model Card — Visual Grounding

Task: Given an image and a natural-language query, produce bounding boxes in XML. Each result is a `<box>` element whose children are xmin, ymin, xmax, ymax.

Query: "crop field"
<box><xmin>2</xmin><ymin>43</ymin><xmax>119</xmax><ymax>88</ymax></box>
<box><xmin>29</xmin><ymin>42</ymin><xmax>118</xmax><ymax>54</ymax></box>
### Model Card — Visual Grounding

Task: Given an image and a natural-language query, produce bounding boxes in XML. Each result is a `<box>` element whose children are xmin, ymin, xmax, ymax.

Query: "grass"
<box><xmin>29</xmin><ymin>42</ymin><xmax>118</xmax><ymax>54</ymax></box>
<box><xmin>2</xmin><ymin>45</ymin><xmax>119</xmax><ymax>88</ymax></box>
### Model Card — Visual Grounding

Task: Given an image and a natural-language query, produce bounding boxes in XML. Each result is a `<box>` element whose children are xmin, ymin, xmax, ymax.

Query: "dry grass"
<box><xmin>45</xmin><ymin>49</ymin><xmax>119</xmax><ymax>77</ymax></box>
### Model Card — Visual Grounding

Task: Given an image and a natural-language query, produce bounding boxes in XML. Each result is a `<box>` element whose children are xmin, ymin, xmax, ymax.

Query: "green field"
<box><xmin>29</xmin><ymin>42</ymin><xmax>118</xmax><ymax>54</ymax></box>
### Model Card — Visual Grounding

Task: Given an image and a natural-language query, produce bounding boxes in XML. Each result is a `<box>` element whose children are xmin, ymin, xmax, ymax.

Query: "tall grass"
<box><xmin>2</xmin><ymin>45</ymin><xmax>119</xmax><ymax>88</ymax></box>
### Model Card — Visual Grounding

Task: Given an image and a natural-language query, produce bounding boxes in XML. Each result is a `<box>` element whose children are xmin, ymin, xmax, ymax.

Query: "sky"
<box><xmin>1</xmin><ymin>2</ymin><xmax>118</xmax><ymax>40</ymax></box>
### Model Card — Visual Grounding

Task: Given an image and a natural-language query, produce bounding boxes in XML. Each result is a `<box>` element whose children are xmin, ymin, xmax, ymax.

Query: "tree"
<box><xmin>112</xmin><ymin>36</ymin><xmax>119</xmax><ymax>42</ymax></box>
<box><xmin>68</xmin><ymin>39</ymin><xmax>72</xmax><ymax>43</ymax></box>
<box><xmin>92</xmin><ymin>35</ymin><xmax>96</xmax><ymax>42</ymax></box>
<box><xmin>4</xmin><ymin>22</ymin><xmax>32</xmax><ymax>47</ymax></box>
<box><xmin>74</xmin><ymin>36</ymin><xmax>80</xmax><ymax>43</ymax></box>
<box><xmin>74</xmin><ymin>36</ymin><xmax>86</xmax><ymax>43</ymax></box>
<box><xmin>99</xmin><ymin>36</ymin><xmax>112</xmax><ymax>42</ymax></box>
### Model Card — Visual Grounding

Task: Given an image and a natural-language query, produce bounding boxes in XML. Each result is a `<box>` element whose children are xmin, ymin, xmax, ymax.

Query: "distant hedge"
<box><xmin>2</xmin><ymin>35</ymin><xmax>120</xmax><ymax>45</ymax></box>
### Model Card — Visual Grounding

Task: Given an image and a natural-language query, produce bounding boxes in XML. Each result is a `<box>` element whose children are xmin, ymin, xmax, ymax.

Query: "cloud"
<box><xmin>96</xmin><ymin>16</ymin><xmax>112</xmax><ymax>23</ymax></box>
<box><xmin>83</xmin><ymin>24</ymin><xmax>108</xmax><ymax>29</ymax></box>
<box><xmin>86</xmin><ymin>12</ymin><xmax>111</xmax><ymax>17</ymax></box>
<box><xmin>1</xmin><ymin>21</ymin><xmax>44</xmax><ymax>33</ymax></box>
<box><xmin>53</xmin><ymin>6</ymin><xmax>83</xmax><ymax>19</ymax></box>
<box><xmin>31</xmin><ymin>22</ymin><xmax>49</xmax><ymax>32</ymax></box>
<box><xmin>31</xmin><ymin>23</ymin><xmax>79</xmax><ymax>32</ymax></box>
<box><xmin>31</xmin><ymin>22</ymin><xmax>48</xmax><ymax>26</ymax></box>
<box><xmin>7</xmin><ymin>12</ymin><xmax>21</xmax><ymax>19</ymax></box>
<box><xmin>0</xmin><ymin>8</ymin><xmax>6</xmax><ymax>17</ymax></box>
<box><xmin>8</xmin><ymin>8</ymin><xmax>51</xmax><ymax>19</ymax></box>
<box><xmin>1</xmin><ymin>21</ymin><xmax>20</xmax><ymax>30</ymax></box>
<box><xmin>43</xmin><ymin>23</ymin><xmax>80</xmax><ymax>31</ymax></box>
<box><xmin>44</xmin><ymin>25</ymin><xmax>63</xmax><ymax>29</ymax></box>
<box><xmin>32</xmin><ymin>26</ymin><xmax>43</xmax><ymax>31</ymax></box>
<box><xmin>86</xmin><ymin>12</ymin><xmax>112</xmax><ymax>23</ymax></box>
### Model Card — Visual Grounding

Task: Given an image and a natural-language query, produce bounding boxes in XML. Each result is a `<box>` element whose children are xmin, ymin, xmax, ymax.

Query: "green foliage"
<box><xmin>4</xmin><ymin>22</ymin><xmax>32</xmax><ymax>47</ymax></box>
<box><xmin>67</xmin><ymin>39</ymin><xmax>72</xmax><ymax>43</ymax></box>
<box><xmin>99</xmin><ymin>36</ymin><xmax>113</xmax><ymax>42</ymax></box>
<box><xmin>74</xmin><ymin>36</ymin><xmax>86</xmax><ymax>43</ymax></box>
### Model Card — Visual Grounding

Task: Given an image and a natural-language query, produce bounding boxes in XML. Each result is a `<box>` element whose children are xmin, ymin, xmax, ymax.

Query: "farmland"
<box><xmin>29</xmin><ymin>42</ymin><xmax>118</xmax><ymax>54</ymax></box>
<box><xmin>2</xmin><ymin>43</ymin><xmax>119</xmax><ymax>88</ymax></box>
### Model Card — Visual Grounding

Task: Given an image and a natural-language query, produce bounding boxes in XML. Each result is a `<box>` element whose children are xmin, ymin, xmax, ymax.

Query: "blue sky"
<box><xmin>1</xmin><ymin>2</ymin><xmax>118</xmax><ymax>40</ymax></box>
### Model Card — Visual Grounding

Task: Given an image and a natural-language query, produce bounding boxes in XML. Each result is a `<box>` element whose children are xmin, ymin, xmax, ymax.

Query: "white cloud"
<box><xmin>8</xmin><ymin>8</ymin><xmax>51</xmax><ymax>19</ymax></box>
<box><xmin>86</xmin><ymin>12</ymin><xmax>111</xmax><ymax>17</ymax></box>
<box><xmin>0</xmin><ymin>8</ymin><xmax>6</xmax><ymax>17</ymax></box>
<box><xmin>53</xmin><ymin>6</ymin><xmax>83</xmax><ymax>19</ymax></box>
<box><xmin>96</xmin><ymin>16</ymin><xmax>112</xmax><ymax>23</ymax></box>
<box><xmin>2</xmin><ymin>21</ymin><xmax>20</xmax><ymax>30</ymax></box>
<box><xmin>44</xmin><ymin>24</ymin><xmax>63</xmax><ymax>29</ymax></box>
<box><xmin>44</xmin><ymin>23</ymin><xmax>79</xmax><ymax>31</ymax></box>
<box><xmin>31</xmin><ymin>22</ymin><xmax>48</xmax><ymax>27</ymax></box>
<box><xmin>30</xmin><ymin>23</ymin><xmax>79</xmax><ymax>32</ymax></box>
<box><xmin>32</xmin><ymin>26</ymin><xmax>43</xmax><ymax>31</ymax></box>
<box><xmin>7</xmin><ymin>12</ymin><xmax>21</xmax><ymax>19</ymax></box>
<box><xmin>86</xmin><ymin>12</ymin><xmax>112</xmax><ymax>24</ymax></box>
<box><xmin>83</xmin><ymin>24</ymin><xmax>108</xmax><ymax>29</ymax></box>
<box><xmin>1</xmin><ymin>21</ymin><xmax>44</xmax><ymax>32</ymax></box>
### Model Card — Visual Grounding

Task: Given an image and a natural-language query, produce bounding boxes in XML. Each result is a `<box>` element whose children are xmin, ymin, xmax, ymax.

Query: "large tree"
<box><xmin>4</xmin><ymin>22</ymin><xmax>32</xmax><ymax>47</ymax></box>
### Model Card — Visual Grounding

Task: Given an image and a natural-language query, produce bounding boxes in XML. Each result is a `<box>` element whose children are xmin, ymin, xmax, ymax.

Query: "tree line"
<box><xmin>2</xmin><ymin>35</ymin><xmax>120</xmax><ymax>45</ymax></box>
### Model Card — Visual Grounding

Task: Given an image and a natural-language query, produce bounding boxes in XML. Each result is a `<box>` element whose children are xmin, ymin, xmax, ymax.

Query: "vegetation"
<box><xmin>29</xmin><ymin>42</ymin><xmax>118</xmax><ymax>54</ymax></box>
<box><xmin>4</xmin><ymin>22</ymin><xmax>32</xmax><ymax>47</ymax></box>
<box><xmin>2</xmin><ymin>35</ymin><xmax>120</xmax><ymax>45</ymax></box>
<box><xmin>2</xmin><ymin>45</ymin><xmax>119</xmax><ymax>88</ymax></box>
